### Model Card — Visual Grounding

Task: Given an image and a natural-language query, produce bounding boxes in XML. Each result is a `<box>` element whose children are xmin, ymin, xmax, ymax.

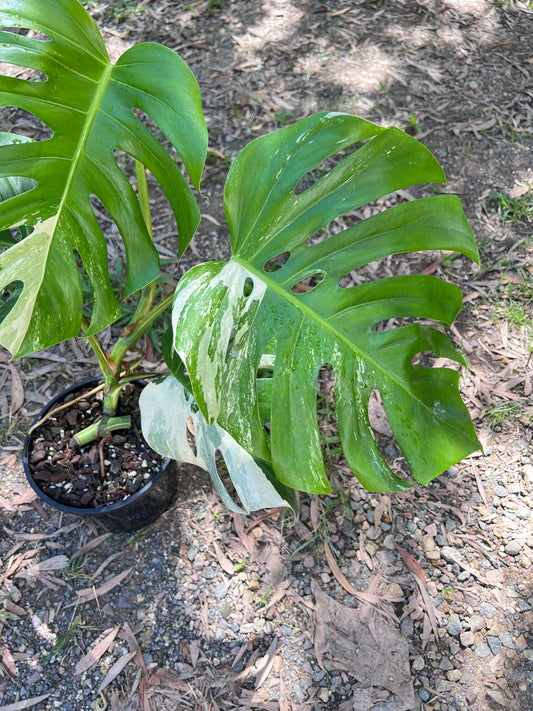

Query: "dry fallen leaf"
<box><xmin>232</xmin><ymin>513</ymin><xmax>255</xmax><ymax>558</ymax></box>
<box><xmin>312</xmin><ymin>580</ymin><xmax>415</xmax><ymax>710</ymax></box>
<box><xmin>5</xmin><ymin>521</ymin><xmax>79</xmax><ymax>541</ymax></box>
<box><xmin>254</xmin><ymin>637</ymin><xmax>278</xmax><ymax>689</ymax></box>
<box><xmin>149</xmin><ymin>667</ymin><xmax>190</xmax><ymax>692</ymax></box>
<box><xmin>199</xmin><ymin>591</ymin><xmax>209</xmax><ymax>638</ymax></box>
<box><xmin>509</xmin><ymin>182</ymin><xmax>531</xmax><ymax>198</ymax></box>
<box><xmin>8</xmin><ymin>364</ymin><xmax>24</xmax><ymax>415</ymax></box>
<box><xmin>75</xmin><ymin>625</ymin><xmax>120</xmax><ymax>675</ymax></box>
<box><xmin>213</xmin><ymin>541</ymin><xmax>235</xmax><ymax>575</ymax></box>
<box><xmin>310</xmin><ymin>496</ymin><xmax>320</xmax><ymax>531</ymax></box>
<box><xmin>393</xmin><ymin>543</ymin><xmax>439</xmax><ymax>649</ymax></box>
<box><xmin>66</xmin><ymin>567</ymin><xmax>135</xmax><ymax>607</ymax></box>
<box><xmin>368</xmin><ymin>390</ymin><xmax>394</xmax><ymax>437</ymax></box>
<box><xmin>0</xmin><ymin>454</ymin><xmax>17</xmax><ymax>468</ymax></box>
<box><xmin>189</xmin><ymin>639</ymin><xmax>201</xmax><ymax>668</ymax></box>
<box><xmin>339</xmin><ymin>686</ymin><xmax>407</xmax><ymax>711</ymax></box>
<box><xmin>0</xmin><ymin>644</ymin><xmax>17</xmax><ymax>677</ymax></box>
<box><xmin>121</xmin><ymin>622</ymin><xmax>149</xmax><ymax>711</ymax></box>
<box><xmin>0</xmin><ymin>695</ymin><xmax>51</xmax><ymax>711</ymax></box>
<box><xmin>96</xmin><ymin>650</ymin><xmax>136</xmax><ymax>695</ymax></box>
<box><xmin>0</xmin><ymin>497</ymin><xmax>16</xmax><ymax>512</ymax></box>
<box><xmin>264</xmin><ymin>579</ymin><xmax>291</xmax><ymax>614</ymax></box>
<box><xmin>257</xmin><ymin>544</ymin><xmax>285</xmax><ymax>586</ymax></box>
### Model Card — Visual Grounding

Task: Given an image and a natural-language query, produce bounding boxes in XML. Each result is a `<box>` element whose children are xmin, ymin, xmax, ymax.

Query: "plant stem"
<box><xmin>99</xmin><ymin>160</ymin><xmax>160</xmax><ymax>417</ymax></box>
<box><xmin>109</xmin><ymin>292</ymin><xmax>174</xmax><ymax>370</ymax></box>
<box><xmin>73</xmin><ymin>416</ymin><xmax>131</xmax><ymax>447</ymax></box>
<box><xmin>81</xmin><ymin>317</ymin><xmax>115</xmax><ymax>380</ymax></box>
<box><xmin>75</xmin><ymin>161</ymin><xmax>170</xmax><ymax>434</ymax></box>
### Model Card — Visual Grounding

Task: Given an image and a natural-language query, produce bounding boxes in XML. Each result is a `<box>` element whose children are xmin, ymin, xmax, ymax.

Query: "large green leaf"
<box><xmin>139</xmin><ymin>375</ymin><xmax>296</xmax><ymax>514</ymax></box>
<box><xmin>0</xmin><ymin>0</ymin><xmax>207</xmax><ymax>357</ymax></box>
<box><xmin>172</xmin><ymin>112</ymin><xmax>481</xmax><ymax>494</ymax></box>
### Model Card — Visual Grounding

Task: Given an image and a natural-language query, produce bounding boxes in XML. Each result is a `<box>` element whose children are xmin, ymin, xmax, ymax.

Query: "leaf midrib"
<box><xmin>33</xmin><ymin>61</ymin><xmax>113</xmax><ymax>310</ymax></box>
<box><xmin>57</xmin><ymin>62</ymin><xmax>112</xmax><ymax>216</ymax></box>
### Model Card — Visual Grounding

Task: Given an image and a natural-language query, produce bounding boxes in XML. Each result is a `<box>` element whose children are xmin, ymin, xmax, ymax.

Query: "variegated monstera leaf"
<box><xmin>171</xmin><ymin>112</ymin><xmax>481</xmax><ymax>494</ymax></box>
<box><xmin>140</xmin><ymin>375</ymin><xmax>296</xmax><ymax>514</ymax></box>
<box><xmin>0</xmin><ymin>0</ymin><xmax>207</xmax><ymax>357</ymax></box>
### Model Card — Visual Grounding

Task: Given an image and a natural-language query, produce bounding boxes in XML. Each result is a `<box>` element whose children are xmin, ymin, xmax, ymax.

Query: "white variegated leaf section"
<box><xmin>171</xmin><ymin>259</ymin><xmax>268</xmax><ymax>454</ymax></box>
<box><xmin>139</xmin><ymin>376</ymin><xmax>289</xmax><ymax>514</ymax></box>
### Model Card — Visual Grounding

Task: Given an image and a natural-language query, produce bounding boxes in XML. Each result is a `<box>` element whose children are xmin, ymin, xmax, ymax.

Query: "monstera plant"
<box><xmin>0</xmin><ymin>0</ymin><xmax>480</xmax><ymax>517</ymax></box>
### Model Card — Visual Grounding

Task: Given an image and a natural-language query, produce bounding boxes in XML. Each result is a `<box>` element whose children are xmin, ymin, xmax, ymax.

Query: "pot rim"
<box><xmin>24</xmin><ymin>377</ymin><xmax>171</xmax><ymax>516</ymax></box>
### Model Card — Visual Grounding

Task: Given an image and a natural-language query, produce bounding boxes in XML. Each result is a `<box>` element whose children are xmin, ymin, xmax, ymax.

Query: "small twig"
<box><xmin>28</xmin><ymin>383</ymin><xmax>106</xmax><ymax>435</ymax></box>
<box><xmin>99</xmin><ymin>433</ymin><xmax>112</xmax><ymax>480</ymax></box>
<box><xmin>471</xmin><ymin>460</ymin><xmax>488</xmax><ymax>506</ymax></box>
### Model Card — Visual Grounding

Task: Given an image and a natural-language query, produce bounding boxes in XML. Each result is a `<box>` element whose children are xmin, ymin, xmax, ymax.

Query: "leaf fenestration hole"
<box><xmin>131</xmin><ymin>107</ymin><xmax>178</xmax><ymax>162</ymax></box>
<box><xmin>215</xmin><ymin>449</ymin><xmax>240</xmax><ymax>504</ymax></box>
<box><xmin>368</xmin><ymin>389</ymin><xmax>414</xmax><ymax>484</ymax></box>
<box><xmin>0</xmin><ymin>63</ymin><xmax>47</xmax><ymax>82</ymax></box>
<box><xmin>411</xmin><ymin>351</ymin><xmax>460</xmax><ymax>371</ymax></box>
<box><xmin>338</xmin><ymin>269</ymin><xmax>365</xmax><ymax>288</ymax></box>
<box><xmin>294</xmin><ymin>142</ymin><xmax>367</xmax><ymax>195</ymax></box>
<box><xmin>112</xmin><ymin>148</ymin><xmax>136</xmax><ymax>185</ymax></box>
<box><xmin>185</xmin><ymin>416</ymin><xmax>197</xmax><ymax>458</ymax></box>
<box><xmin>72</xmin><ymin>249</ymin><xmax>95</xmax><ymax>322</ymax></box>
<box><xmin>0</xmin><ymin>280</ymin><xmax>23</xmax><ymax>319</ymax></box>
<box><xmin>263</xmin><ymin>252</ymin><xmax>290</xmax><ymax>273</ymax></box>
<box><xmin>256</xmin><ymin>350</ymin><xmax>274</xmax><ymax>431</ymax></box>
<box><xmin>243</xmin><ymin>277</ymin><xmax>253</xmax><ymax>297</ymax></box>
<box><xmin>224</xmin><ymin>324</ymin><xmax>238</xmax><ymax>361</ymax></box>
<box><xmin>294</xmin><ymin>158</ymin><xmax>336</xmax><ymax>196</ymax></box>
<box><xmin>85</xmin><ymin>194</ymin><xmax>126</xmax><ymax>294</ymax></box>
<box><xmin>372</xmin><ymin>317</ymin><xmax>442</xmax><ymax>333</ymax></box>
<box><xmin>0</xmin><ymin>109</ymin><xmax>51</xmax><ymax>140</ymax></box>
<box><xmin>291</xmin><ymin>272</ymin><xmax>324</xmax><ymax>294</ymax></box>
<box><xmin>0</xmin><ymin>198</ymin><xmax>37</xmax><ymax>243</ymax></box>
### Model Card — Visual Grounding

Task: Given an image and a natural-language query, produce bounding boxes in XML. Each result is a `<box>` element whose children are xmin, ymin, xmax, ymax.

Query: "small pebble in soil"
<box><xmin>486</xmin><ymin>689</ymin><xmax>507</xmax><ymax>707</ymax></box>
<box><xmin>516</xmin><ymin>506</ymin><xmax>530</xmax><ymax>520</ymax></box>
<box><xmin>446</xmin><ymin>613</ymin><xmax>462</xmax><ymax>637</ymax></box>
<box><xmin>480</xmin><ymin>602</ymin><xmax>497</xmax><ymax>619</ymax></box>
<box><xmin>412</xmin><ymin>656</ymin><xmax>425</xmax><ymax>671</ymax></box>
<box><xmin>505</xmin><ymin>539</ymin><xmax>525</xmax><ymax>556</ymax></box>
<box><xmin>418</xmin><ymin>688</ymin><xmax>431</xmax><ymax>702</ymax></box>
<box><xmin>499</xmin><ymin>632</ymin><xmax>516</xmax><ymax>649</ymax></box>
<box><xmin>486</xmin><ymin>636</ymin><xmax>501</xmax><ymax>655</ymax></box>
<box><xmin>475</xmin><ymin>642</ymin><xmax>491</xmax><ymax>659</ymax></box>
<box><xmin>439</xmin><ymin>656</ymin><xmax>454</xmax><ymax>671</ymax></box>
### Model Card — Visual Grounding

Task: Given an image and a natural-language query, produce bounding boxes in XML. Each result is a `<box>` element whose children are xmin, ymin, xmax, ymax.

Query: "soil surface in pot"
<box><xmin>28</xmin><ymin>382</ymin><xmax>165</xmax><ymax>508</ymax></box>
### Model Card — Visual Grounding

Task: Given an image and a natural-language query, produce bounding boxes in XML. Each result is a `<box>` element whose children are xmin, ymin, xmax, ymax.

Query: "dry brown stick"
<box><xmin>99</xmin><ymin>433</ymin><xmax>112</xmax><ymax>480</ymax></box>
<box><xmin>28</xmin><ymin>382</ymin><xmax>106</xmax><ymax>435</ymax></box>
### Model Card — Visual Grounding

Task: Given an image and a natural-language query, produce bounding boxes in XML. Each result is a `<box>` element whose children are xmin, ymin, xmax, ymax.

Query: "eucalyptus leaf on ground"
<box><xmin>173</xmin><ymin>112</ymin><xmax>481</xmax><ymax>494</ymax></box>
<box><xmin>312</xmin><ymin>580</ymin><xmax>415</xmax><ymax>710</ymax></box>
<box><xmin>139</xmin><ymin>376</ymin><xmax>296</xmax><ymax>514</ymax></box>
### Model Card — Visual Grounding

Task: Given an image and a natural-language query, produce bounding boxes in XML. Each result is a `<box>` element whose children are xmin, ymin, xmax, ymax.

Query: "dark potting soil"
<box><xmin>28</xmin><ymin>382</ymin><xmax>165</xmax><ymax>509</ymax></box>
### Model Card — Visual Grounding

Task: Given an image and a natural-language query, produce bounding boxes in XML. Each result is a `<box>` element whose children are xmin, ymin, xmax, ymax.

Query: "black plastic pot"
<box><xmin>23</xmin><ymin>378</ymin><xmax>179</xmax><ymax>533</ymax></box>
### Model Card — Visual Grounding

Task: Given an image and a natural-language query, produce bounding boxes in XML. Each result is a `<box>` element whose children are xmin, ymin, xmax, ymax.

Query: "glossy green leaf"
<box><xmin>0</xmin><ymin>0</ymin><xmax>207</xmax><ymax>357</ymax></box>
<box><xmin>0</xmin><ymin>132</ymin><xmax>34</xmax><ymax>247</ymax></box>
<box><xmin>173</xmin><ymin>112</ymin><xmax>481</xmax><ymax>494</ymax></box>
<box><xmin>139</xmin><ymin>375</ymin><xmax>296</xmax><ymax>514</ymax></box>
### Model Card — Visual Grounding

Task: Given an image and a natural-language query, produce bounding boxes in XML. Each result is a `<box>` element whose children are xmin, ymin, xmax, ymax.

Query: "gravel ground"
<box><xmin>1</xmin><ymin>1</ymin><xmax>533</xmax><ymax>710</ymax></box>
<box><xmin>0</xmin><ymin>433</ymin><xmax>532</xmax><ymax>710</ymax></box>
